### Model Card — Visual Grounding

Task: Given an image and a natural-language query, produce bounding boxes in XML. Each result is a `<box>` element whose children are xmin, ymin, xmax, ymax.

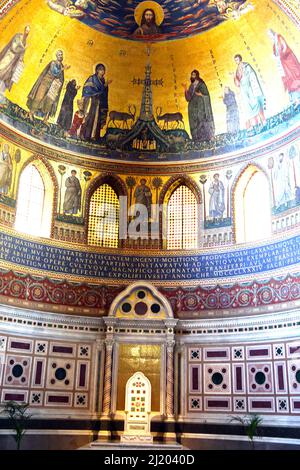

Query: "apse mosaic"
<box><xmin>0</xmin><ymin>0</ymin><xmax>299</xmax><ymax>160</ymax></box>
<box><xmin>46</xmin><ymin>0</ymin><xmax>251</xmax><ymax>42</ymax></box>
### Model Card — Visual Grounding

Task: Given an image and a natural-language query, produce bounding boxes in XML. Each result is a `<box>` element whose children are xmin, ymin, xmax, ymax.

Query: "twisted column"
<box><xmin>166</xmin><ymin>340</ymin><xmax>175</xmax><ymax>418</ymax></box>
<box><xmin>102</xmin><ymin>339</ymin><xmax>114</xmax><ymax>416</ymax></box>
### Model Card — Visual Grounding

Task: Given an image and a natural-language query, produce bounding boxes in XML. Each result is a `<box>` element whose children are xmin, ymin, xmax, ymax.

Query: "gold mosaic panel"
<box><xmin>117</xmin><ymin>344</ymin><xmax>161</xmax><ymax>413</ymax></box>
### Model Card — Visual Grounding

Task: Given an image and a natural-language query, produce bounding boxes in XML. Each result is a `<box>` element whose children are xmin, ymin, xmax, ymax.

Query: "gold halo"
<box><xmin>134</xmin><ymin>1</ymin><xmax>164</xmax><ymax>26</ymax></box>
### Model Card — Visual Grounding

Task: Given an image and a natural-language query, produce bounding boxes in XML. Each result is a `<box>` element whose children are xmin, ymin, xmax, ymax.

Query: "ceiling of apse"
<box><xmin>0</xmin><ymin>0</ymin><xmax>299</xmax><ymax>162</ymax></box>
<box><xmin>46</xmin><ymin>0</ymin><xmax>250</xmax><ymax>42</ymax></box>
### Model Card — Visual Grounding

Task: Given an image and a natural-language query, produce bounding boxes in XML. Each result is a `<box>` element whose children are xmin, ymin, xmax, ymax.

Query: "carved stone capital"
<box><xmin>104</xmin><ymin>338</ymin><xmax>115</xmax><ymax>352</ymax></box>
<box><xmin>166</xmin><ymin>339</ymin><xmax>175</xmax><ymax>352</ymax></box>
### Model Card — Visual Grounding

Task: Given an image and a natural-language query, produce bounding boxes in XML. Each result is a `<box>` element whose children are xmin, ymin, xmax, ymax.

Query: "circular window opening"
<box><xmin>135</xmin><ymin>302</ymin><xmax>148</xmax><ymax>315</ymax></box>
<box><xmin>122</xmin><ymin>302</ymin><xmax>132</xmax><ymax>313</ymax></box>
<box><xmin>137</xmin><ymin>291</ymin><xmax>146</xmax><ymax>299</ymax></box>
<box><xmin>151</xmin><ymin>303</ymin><xmax>161</xmax><ymax>313</ymax></box>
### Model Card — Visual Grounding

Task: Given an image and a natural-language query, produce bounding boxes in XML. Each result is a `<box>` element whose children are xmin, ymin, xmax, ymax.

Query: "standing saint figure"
<box><xmin>182</xmin><ymin>70</ymin><xmax>215</xmax><ymax>142</ymax></box>
<box><xmin>208</xmin><ymin>173</ymin><xmax>225</xmax><ymax>220</ymax></box>
<box><xmin>68</xmin><ymin>99</ymin><xmax>85</xmax><ymax>138</ymax></box>
<box><xmin>63</xmin><ymin>169</ymin><xmax>82</xmax><ymax>215</ymax></box>
<box><xmin>134</xmin><ymin>178</ymin><xmax>152</xmax><ymax>221</ymax></box>
<box><xmin>222</xmin><ymin>86</ymin><xmax>240</xmax><ymax>134</ymax></box>
<box><xmin>268</xmin><ymin>29</ymin><xmax>300</xmax><ymax>106</ymax></box>
<box><xmin>233</xmin><ymin>54</ymin><xmax>266</xmax><ymax>129</ymax></box>
<box><xmin>133</xmin><ymin>9</ymin><xmax>161</xmax><ymax>36</ymax></box>
<box><xmin>80</xmin><ymin>63</ymin><xmax>111</xmax><ymax>142</ymax></box>
<box><xmin>273</xmin><ymin>152</ymin><xmax>293</xmax><ymax>208</ymax></box>
<box><xmin>27</xmin><ymin>50</ymin><xmax>70</xmax><ymax>124</ymax></box>
<box><xmin>0</xmin><ymin>143</ymin><xmax>12</xmax><ymax>195</ymax></box>
<box><xmin>57</xmin><ymin>79</ymin><xmax>80</xmax><ymax>133</ymax></box>
<box><xmin>0</xmin><ymin>25</ymin><xmax>30</xmax><ymax>103</ymax></box>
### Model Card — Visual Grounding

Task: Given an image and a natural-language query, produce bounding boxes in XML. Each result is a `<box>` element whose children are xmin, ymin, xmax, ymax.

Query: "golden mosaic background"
<box><xmin>0</xmin><ymin>0</ymin><xmax>299</xmax><ymax>137</ymax></box>
<box><xmin>117</xmin><ymin>344</ymin><xmax>161</xmax><ymax>412</ymax></box>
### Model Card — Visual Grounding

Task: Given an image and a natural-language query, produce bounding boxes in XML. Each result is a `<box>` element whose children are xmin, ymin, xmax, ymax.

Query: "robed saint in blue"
<box><xmin>80</xmin><ymin>73</ymin><xmax>108</xmax><ymax>141</ymax></box>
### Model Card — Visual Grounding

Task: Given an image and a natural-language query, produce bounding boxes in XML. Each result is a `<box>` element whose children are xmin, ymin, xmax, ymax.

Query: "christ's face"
<box><xmin>144</xmin><ymin>10</ymin><xmax>154</xmax><ymax>24</ymax></box>
<box><xmin>234</xmin><ymin>56</ymin><xmax>241</xmax><ymax>65</ymax></box>
<box><xmin>191</xmin><ymin>72</ymin><xmax>197</xmax><ymax>83</ymax></box>
<box><xmin>57</xmin><ymin>51</ymin><xmax>63</xmax><ymax>62</ymax></box>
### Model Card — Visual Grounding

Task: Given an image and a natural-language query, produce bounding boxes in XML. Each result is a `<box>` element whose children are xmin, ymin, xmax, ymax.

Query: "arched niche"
<box><xmin>15</xmin><ymin>156</ymin><xmax>57</xmax><ymax>238</ymax></box>
<box><xmin>233</xmin><ymin>164</ymin><xmax>272</xmax><ymax>244</ymax></box>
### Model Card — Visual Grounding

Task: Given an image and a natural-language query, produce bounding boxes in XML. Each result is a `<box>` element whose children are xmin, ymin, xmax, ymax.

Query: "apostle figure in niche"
<box><xmin>134</xmin><ymin>178</ymin><xmax>152</xmax><ymax>222</ymax></box>
<box><xmin>63</xmin><ymin>169</ymin><xmax>82</xmax><ymax>215</ymax></box>
<box><xmin>182</xmin><ymin>70</ymin><xmax>215</xmax><ymax>142</ymax></box>
<box><xmin>57</xmin><ymin>79</ymin><xmax>80</xmax><ymax>134</ymax></box>
<box><xmin>0</xmin><ymin>143</ymin><xmax>12</xmax><ymax>196</ymax></box>
<box><xmin>68</xmin><ymin>98</ymin><xmax>85</xmax><ymax>138</ymax></box>
<box><xmin>208</xmin><ymin>173</ymin><xmax>225</xmax><ymax>220</ymax></box>
<box><xmin>268</xmin><ymin>29</ymin><xmax>300</xmax><ymax>106</ymax></box>
<box><xmin>222</xmin><ymin>86</ymin><xmax>240</xmax><ymax>134</ymax></box>
<box><xmin>133</xmin><ymin>9</ymin><xmax>161</xmax><ymax>36</ymax></box>
<box><xmin>27</xmin><ymin>50</ymin><xmax>70</xmax><ymax>124</ymax></box>
<box><xmin>273</xmin><ymin>152</ymin><xmax>293</xmax><ymax>208</ymax></box>
<box><xmin>233</xmin><ymin>54</ymin><xmax>266</xmax><ymax>129</ymax></box>
<box><xmin>80</xmin><ymin>63</ymin><xmax>111</xmax><ymax>142</ymax></box>
<box><xmin>0</xmin><ymin>25</ymin><xmax>30</xmax><ymax>104</ymax></box>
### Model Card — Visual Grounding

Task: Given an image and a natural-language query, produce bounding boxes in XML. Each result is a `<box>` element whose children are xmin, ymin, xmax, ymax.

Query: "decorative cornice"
<box><xmin>0</xmin><ymin>303</ymin><xmax>299</xmax><ymax>342</ymax></box>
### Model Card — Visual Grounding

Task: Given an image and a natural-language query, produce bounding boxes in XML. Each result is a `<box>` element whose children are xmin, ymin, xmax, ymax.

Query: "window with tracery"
<box><xmin>88</xmin><ymin>183</ymin><xmax>120</xmax><ymax>247</ymax></box>
<box><xmin>166</xmin><ymin>185</ymin><xmax>198</xmax><ymax>250</ymax></box>
<box><xmin>15</xmin><ymin>164</ymin><xmax>48</xmax><ymax>237</ymax></box>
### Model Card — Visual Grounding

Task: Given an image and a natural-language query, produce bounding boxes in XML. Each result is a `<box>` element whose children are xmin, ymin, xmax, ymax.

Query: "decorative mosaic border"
<box><xmin>0</xmin><ymin>0</ymin><xmax>18</xmax><ymax>18</ymax></box>
<box><xmin>0</xmin><ymin>268</ymin><xmax>300</xmax><ymax>316</ymax></box>
<box><xmin>273</xmin><ymin>0</ymin><xmax>300</xmax><ymax>27</ymax></box>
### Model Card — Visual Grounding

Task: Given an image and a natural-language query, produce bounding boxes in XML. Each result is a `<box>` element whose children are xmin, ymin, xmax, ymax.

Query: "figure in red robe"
<box><xmin>68</xmin><ymin>99</ymin><xmax>85</xmax><ymax>138</ymax></box>
<box><xmin>268</xmin><ymin>29</ymin><xmax>300</xmax><ymax>105</ymax></box>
